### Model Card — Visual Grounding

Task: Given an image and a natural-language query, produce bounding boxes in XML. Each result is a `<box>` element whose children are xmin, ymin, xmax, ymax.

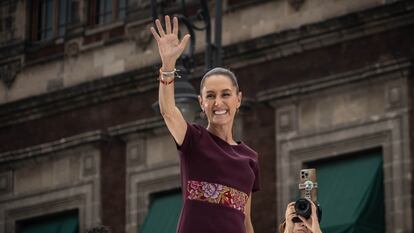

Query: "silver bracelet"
<box><xmin>159</xmin><ymin>68</ymin><xmax>181</xmax><ymax>78</ymax></box>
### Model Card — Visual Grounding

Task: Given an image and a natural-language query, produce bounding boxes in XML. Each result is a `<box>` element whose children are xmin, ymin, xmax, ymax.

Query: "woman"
<box><xmin>279</xmin><ymin>202</ymin><xmax>322</xmax><ymax>233</ymax></box>
<box><xmin>150</xmin><ymin>15</ymin><xmax>260</xmax><ymax>233</ymax></box>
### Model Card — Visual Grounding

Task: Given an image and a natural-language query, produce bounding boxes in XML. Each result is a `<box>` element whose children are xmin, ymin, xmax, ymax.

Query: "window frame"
<box><xmin>88</xmin><ymin>0</ymin><xmax>127</xmax><ymax>27</ymax></box>
<box><xmin>30</xmin><ymin>0</ymin><xmax>72</xmax><ymax>42</ymax></box>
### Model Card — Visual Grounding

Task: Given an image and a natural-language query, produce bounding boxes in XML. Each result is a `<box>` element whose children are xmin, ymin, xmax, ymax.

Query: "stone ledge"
<box><xmin>0</xmin><ymin>115</ymin><xmax>168</xmax><ymax>163</ymax></box>
<box><xmin>257</xmin><ymin>58</ymin><xmax>412</xmax><ymax>102</ymax></box>
<box><xmin>224</xmin><ymin>0</ymin><xmax>414</xmax><ymax>68</ymax></box>
<box><xmin>107</xmin><ymin>116</ymin><xmax>164</xmax><ymax>137</ymax></box>
<box><xmin>0</xmin><ymin>131</ymin><xmax>104</xmax><ymax>164</ymax></box>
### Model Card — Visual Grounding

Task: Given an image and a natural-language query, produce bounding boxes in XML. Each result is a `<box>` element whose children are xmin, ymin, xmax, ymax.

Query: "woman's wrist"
<box><xmin>161</xmin><ymin>63</ymin><xmax>176</xmax><ymax>72</ymax></box>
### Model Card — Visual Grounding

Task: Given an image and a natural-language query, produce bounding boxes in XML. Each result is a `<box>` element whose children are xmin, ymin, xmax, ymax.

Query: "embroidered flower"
<box><xmin>202</xmin><ymin>182</ymin><xmax>223</xmax><ymax>199</ymax></box>
<box><xmin>187</xmin><ymin>181</ymin><xmax>202</xmax><ymax>200</ymax></box>
<box><xmin>189</xmin><ymin>180</ymin><xmax>201</xmax><ymax>190</ymax></box>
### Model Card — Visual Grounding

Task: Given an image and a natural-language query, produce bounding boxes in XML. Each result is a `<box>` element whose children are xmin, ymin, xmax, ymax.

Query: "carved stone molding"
<box><xmin>1</xmin><ymin>183</ymin><xmax>96</xmax><ymax>233</ymax></box>
<box><xmin>65</xmin><ymin>41</ymin><xmax>80</xmax><ymax>57</ymax></box>
<box><xmin>288</xmin><ymin>0</ymin><xmax>305</xmax><ymax>11</ymax></box>
<box><xmin>126</xmin><ymin>23</ymin><xmax>153</xmax><ymax>51</ymax></box>
<box><xmin>127</xmin><ymin>165</ymin><xmax>180</xmax><ymax>233</ymax></box>
<box><xmin>0</xmin><ymin>130</ymin><xmax>104</xmax><ymax>164</ymax></box>
<box><xmin>0</xmin><ymin>59</ymin><xmax>21</xmax><ymax>88</ymax></box>
<box><xmin>135</xmin><ymin>175</ymin><xmax>180</xmax><ymax>231</ymax></box>
<box><xmin>385</xmin><ymin>81</ymin><xmax>407</xmax><ymax>110</ymax></box>
<box><xmin>276</xmin><ymin>105</ymin><xmax>297</xmax><ymax>133</ymax></box>
<box><xmin>82</xmin><ymin>153</ymin><xmax>98</xmax><ymax>177</ymax></box>
<box><xmin>127</xmin><ymin>140</ymin><xmax>146</xmax><ymax>167</ymax></box>
<box><xmin>258</xmin><ymin>58</ymin><xmax>411</xmax><ymax>102</ymax></box>
<box><xmin>0</xmin><ymin>171</ymin><xmax>12</xmax><ymax>195</ymax></box>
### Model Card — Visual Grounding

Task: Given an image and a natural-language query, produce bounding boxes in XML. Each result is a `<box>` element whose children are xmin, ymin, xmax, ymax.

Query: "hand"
<box><xmin>298</xmin><ymin>201</ymin><xmax>322</xmax><ymax>233</ymax></box>
<box><xmin>150</xmin><ymin>15</ymin><xmax>191</xmax><ymax>71</ymax></box>
<box><xmin>284</xmin><ymin>202</ymin><xmax>296</xmax><ymax>233</ymax></box>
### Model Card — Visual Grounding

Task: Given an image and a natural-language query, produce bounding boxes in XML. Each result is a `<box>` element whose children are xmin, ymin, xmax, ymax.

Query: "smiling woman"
<box><xmin>150</xmin><ymin>15</ymin><xmax>261</xmax><ymax>233</ymax></box>
<box><xmin>199</xmin><ymin>70</ymin><xmax>242</xmax><ymax>134</ymax></box>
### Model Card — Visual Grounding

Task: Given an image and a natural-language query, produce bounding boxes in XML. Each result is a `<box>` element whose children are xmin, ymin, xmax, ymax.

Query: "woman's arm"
<box><xmin>244</xmin><ymin>194</ymin><xmax>255</xmax><ymax>233</ymax></box>
<box><xmin>150</xmin><ymin>16</ymin><xmax>190</xmax><ymax>145</ymax></box>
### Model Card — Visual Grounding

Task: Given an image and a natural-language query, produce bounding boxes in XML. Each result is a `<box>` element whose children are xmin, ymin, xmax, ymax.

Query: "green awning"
<box><xmin>310</xmin><ymin>151</ymin><xmax>385</xmax><ymax>233</ymax></box>
<box><xmin>139</xmin><ymin>191</ymin><xmax>182</xmax><ymax>233</ymax></box>
<box><xmin>18</xmin><ymin>211</ymin><xmax>78</xmax><ymax>233</ymax></box>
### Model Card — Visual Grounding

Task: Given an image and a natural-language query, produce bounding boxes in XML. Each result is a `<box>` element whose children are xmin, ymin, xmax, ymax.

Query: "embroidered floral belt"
<box><xmin>186</xmin><ymin>180</ymin><xmax>248</xmax><ymax>212</ymax></box>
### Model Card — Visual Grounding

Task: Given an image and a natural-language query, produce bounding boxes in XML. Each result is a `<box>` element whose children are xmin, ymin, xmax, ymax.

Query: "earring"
<box><xmin>236</xmin><ymin>108</ymin><xmax>240</xmax><ymax>114</ymax></box>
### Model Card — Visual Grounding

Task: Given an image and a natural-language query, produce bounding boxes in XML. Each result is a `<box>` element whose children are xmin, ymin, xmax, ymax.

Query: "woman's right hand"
<box><xmin>150</xmin><ymin>15</ymin><xmax>191</xmax><ymax>71</ymax></box>
<box><xmin>284</xmin><ymin>202</ymin><xmax>296</xmax><ymax>233</ymax></box>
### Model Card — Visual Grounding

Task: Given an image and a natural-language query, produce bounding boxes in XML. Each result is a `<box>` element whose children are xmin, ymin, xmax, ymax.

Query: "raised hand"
<box><xmin>150</xmin><ymin>15</ymin><xmax>191</xmax><ymax>71</ymax></box>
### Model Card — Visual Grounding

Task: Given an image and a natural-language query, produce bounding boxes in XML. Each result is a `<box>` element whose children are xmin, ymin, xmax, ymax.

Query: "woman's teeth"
<box><xmin>214</xmin><ymin>110</ymin><xmax>227</xmax><ymax>115</ymax></box>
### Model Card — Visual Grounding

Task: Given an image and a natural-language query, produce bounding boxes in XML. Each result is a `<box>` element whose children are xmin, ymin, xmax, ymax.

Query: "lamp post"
<box><xmin>151</xmin><ymin>0</ymin><xmax>223</xmax><ymax>122</ymax></box>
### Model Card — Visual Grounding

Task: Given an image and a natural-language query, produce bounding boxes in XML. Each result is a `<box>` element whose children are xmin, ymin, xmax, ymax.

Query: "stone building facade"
<box><xmin>0</xmin><ymin>0</ymin><xmax>413</xmax><ymax>233</ymax></box>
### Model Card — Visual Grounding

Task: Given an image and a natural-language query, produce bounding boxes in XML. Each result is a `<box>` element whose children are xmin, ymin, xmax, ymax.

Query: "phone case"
<box><xmin>299</xmin><ymin>168</ymin><xmax>318</xmax><ymax>202</ymax></box>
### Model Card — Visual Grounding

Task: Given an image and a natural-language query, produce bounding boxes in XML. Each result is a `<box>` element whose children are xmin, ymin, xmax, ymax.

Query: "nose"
<box><xmin>214</xmin><ymin>97</ymin><xmax>223</xmax><ymax>106</ymax></box>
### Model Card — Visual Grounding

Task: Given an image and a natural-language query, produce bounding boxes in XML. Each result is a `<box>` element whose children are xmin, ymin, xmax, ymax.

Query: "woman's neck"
<box><xmin>207</xmin><ymin>123</ymin><xmax>237</xmax><ymax>145</ymax></box>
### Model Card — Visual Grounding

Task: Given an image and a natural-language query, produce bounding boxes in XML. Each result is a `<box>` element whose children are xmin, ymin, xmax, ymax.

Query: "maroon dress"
<box><xmin>176</xmin><ymin>122</ymin><xmax>261</xmax><ymax>233</ymax></box>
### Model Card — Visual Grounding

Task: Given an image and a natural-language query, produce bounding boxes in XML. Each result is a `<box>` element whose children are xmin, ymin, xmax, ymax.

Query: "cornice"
<box><xmin>0</xmin><ymin>130</ymin><xmax>104</xmax><ymax>164</ymax></box>
<box><xmin>257</xmin><ymin>58</ymin><xmax>412</xmax><ymax>103</ymax></box>
<box><xmin>0</xmin><ymin>1</ymin><xmax>412</xmax><ymax>128</ymax></box>
<box><xmin>0</xmin><ymin>65</ymin><xmax>158</xmax><ymax>128</ymax></box>
<box><xmin>0</xmin><ymin>116</ymin><xmax>168</xmax><ymax>164</ymax></box>
<box><xmin>223</xmin><ymin>0</ymin><xmax>414</xmax><ymax>68</ymax></box>
<box><xmin>107</xmin><ymin>116</ymin><xmax>165</xmax><ymax>137</ymax></box>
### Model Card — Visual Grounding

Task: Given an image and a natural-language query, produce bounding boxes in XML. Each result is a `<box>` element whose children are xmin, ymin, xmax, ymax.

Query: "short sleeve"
<box><xmin>252</xmin><ymin>161</ymin><xmax>261</xmax><ymax>192</ymax></box>
<box><xmin>176</xmin><ymin>122</ymin><xmax>203</xmax><ymax>153</ymax></box>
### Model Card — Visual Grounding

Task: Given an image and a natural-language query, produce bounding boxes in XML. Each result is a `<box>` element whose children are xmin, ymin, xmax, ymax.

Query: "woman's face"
<box><xmin>199</xmin><ymin>74</ymin><xmax>241</xmax><ymax>127</ymax></box>
<box><xmin>293</xmin><ymin>222</ymin><xmax>311</xmax><ymax>233</ymax></box>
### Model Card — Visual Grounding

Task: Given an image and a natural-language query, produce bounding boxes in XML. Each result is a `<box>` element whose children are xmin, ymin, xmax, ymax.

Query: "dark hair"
<box><xmin>200</xmin><ymin>67</ymin><xmax>239</xmax><ymax>94</ymax></box>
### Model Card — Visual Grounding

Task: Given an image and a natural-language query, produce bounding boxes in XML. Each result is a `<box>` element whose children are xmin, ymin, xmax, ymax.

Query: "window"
<box><xmin>17</xmin><ymin>210</ymin><xmax>79</xmax><ymax>233</ymax></box>
<box><xmin>89</xmin><ymin>0</ymin><xmax>127</xmax><ymax>26</ymax></box>
<box><xmin>139</xmin><ymin>190</ymin><xmax>182</xmax><ymax>233</ymax></box>
<box><xmin>31</xmin><ymin>0</ymin><xmax>73</xmax><ymax>41</ymax></box>
<box><xmin>308</xmin><ymin>151</ymin><xmax>385</xmax><ymax>233</ymax></box>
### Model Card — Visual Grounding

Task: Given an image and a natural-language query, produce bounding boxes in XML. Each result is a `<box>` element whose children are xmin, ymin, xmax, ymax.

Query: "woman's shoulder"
<box><xmin>238</xmin><ymin>142</ymin><xmax>259</xmax><ymax>159</ymax></box>
<box><xmin>177</xmin><ymin>122</ymin><xmax>207</xmax><ymax>152</ymax></box>
<box><xmin>186</xmin><ymin>122</ymin><xmax>207</xmax><ymax>135</ymax></box>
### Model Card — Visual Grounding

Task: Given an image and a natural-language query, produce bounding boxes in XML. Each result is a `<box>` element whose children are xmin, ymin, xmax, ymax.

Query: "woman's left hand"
<box><xmin>298</xmin><ymin>201</ymin><xmax>322</xmax><ymax>233</ymax></box>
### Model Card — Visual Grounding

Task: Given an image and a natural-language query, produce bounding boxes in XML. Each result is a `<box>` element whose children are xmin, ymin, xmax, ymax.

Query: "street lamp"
<box><xmin>151</xmin><ymin>0</ymin><xmax>223</xmax><ymax>122</ymax></box>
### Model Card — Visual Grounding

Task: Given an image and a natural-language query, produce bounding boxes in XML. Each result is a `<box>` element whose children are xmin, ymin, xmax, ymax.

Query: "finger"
<box><xmin>298</xmin><ymin>216</ymin><xmax>311</xmax><ymax>229</ymax></box>
<box><xmin>310</xmin><ymin>202</ymin><xmax>318</xmax><ymax>217</ymax></box>
<box><xmin>179</xmin><ymin>34</ymin><xmax>191</xmax><ymax>50</ymax></box>
<box><xmin>150</xmin><ymin>27</ymin><xmax>160</xmax><ymax>41</ymax></box>
<box><xmin>165</xmin><ymin>15</ymin><xmax>171</xmax><ymax>34</ymax></box>
<box><xmin>173</xmin><ymin>16</ymin><xmax>179</xmax><ymax>35</ymax></box>
<box><xmin>155</xmin><ymin>19</ymin><xmax>165</xmax><ymax>36</ymax></box>
<box><xmin>287</xmin><ymin>213</ymin><xmax>296</xmax><ymax>219</ymax></box>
